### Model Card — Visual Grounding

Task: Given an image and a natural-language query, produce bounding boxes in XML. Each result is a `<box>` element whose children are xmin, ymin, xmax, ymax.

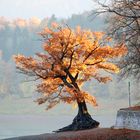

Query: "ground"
<box><xmin>6</xmin><ymin>128</ymin><xmax>140</xmax><ymax>140</ymax></box>
<box><xmin>121</xmin><ymin>105</ymin><xmax>140</xmax><ymax>111</ymax></box>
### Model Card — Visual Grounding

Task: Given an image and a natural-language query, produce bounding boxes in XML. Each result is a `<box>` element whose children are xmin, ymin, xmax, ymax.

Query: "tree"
<box><xmin>14</xmin><ymin>23</ymin><xmax>126</xmax><ymax>132</ymax></box>
<box><xmin>93</xmin><ymin>0</ymin><xmax>140</xmax><ymax>80</ymax></box>
<box><xmin>0</xmin><ymin>57</ymin><xmax>23</xmax><ymax>98</ymax></box>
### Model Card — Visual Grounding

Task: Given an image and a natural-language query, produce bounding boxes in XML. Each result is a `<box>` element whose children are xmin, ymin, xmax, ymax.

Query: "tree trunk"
<box><xmin>54</xmin><ymin>100</ymin><xmax>100</xmax><ymax>132</ymax></box>
<box><xmin>77</xmin><ymin>100</ymin><xmax>88</xmax><ymax>115</ymax></box>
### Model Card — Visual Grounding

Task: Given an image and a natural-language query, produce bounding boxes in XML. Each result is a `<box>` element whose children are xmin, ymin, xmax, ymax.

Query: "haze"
<box><xmin>0</xmin><ymin>0</ymin><xmax>95</xmax><ymax>19</ymax></box>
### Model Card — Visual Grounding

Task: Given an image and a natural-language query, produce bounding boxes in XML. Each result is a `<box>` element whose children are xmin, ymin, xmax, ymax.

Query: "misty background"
<box><xmin>0</xmin><ymin>0</ymin><xmax>139</xmax><ymax>139</ymax></box>
<box><xmin>0</xmin><ymin>12</ymin><xmax>139</xmax><ymax>115</ymax></box>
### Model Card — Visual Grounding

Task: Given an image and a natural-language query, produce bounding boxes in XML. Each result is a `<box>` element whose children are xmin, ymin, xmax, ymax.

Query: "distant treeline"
<box><xmin>0</xmin><ymin>11</ymin><xmax>105</xmax><ymax>61</ymax></box>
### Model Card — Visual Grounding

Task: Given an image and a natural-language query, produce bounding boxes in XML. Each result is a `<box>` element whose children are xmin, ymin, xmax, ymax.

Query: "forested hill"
<box><xmin>0</xmin><ymin>11</ymin><xmax>105</xmax><ymax>61</ymax></box>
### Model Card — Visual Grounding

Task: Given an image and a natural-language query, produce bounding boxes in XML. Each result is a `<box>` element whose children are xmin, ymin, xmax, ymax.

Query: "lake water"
<box><xmin>0</xmin><ymin>114</ymin><xmax>116</xmax><ymax>139</ymax></box>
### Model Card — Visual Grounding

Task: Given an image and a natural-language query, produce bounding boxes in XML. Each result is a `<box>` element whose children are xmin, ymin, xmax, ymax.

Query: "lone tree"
<box><xmin>14</xmin><ymin>23</ymin><xmax>126</xmax><ymax>132</ymax></box>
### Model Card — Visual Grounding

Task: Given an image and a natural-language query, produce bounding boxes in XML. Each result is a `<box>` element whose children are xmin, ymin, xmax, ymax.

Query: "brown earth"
<box><xmin>120</xmin><ymin>105</ymin><xmax>140</xmax><ymax>111</ymax></box>
<box><xmin>5</xmin><ymin>128</ymin><xmax>140</xmax><ymax>140</ymax></box>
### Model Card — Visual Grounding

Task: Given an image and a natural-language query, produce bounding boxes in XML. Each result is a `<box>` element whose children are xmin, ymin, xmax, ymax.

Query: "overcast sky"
<box><xmin>0</xmin><ymin>0</ymin><xmax>96</xmax><ymax>19</ymax></box>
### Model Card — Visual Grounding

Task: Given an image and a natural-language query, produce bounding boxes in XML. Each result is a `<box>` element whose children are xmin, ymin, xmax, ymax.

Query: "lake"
<box><xmin>0</xmin><ymin>114</ymin><xmax>116</xmax><ymax>139</ymax></box>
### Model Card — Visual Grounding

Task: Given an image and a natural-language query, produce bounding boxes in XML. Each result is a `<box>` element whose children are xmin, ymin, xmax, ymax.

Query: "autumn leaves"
<box><xmin>14</xmin><ymin>23</ymin><xmax>127</xmax><ymax>110</ymax></box>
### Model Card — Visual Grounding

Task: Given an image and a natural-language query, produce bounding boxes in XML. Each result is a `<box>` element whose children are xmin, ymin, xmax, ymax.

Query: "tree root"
<box><xmin>54</xmin><ymin>113</ymin><xmax>100</xmax><ymax>132</ymax></box>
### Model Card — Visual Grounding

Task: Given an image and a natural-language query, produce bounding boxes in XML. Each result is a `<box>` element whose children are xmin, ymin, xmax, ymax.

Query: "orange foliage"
<box><xmin>14</xmin><ymin>23</ymin><xmax>127</xmax><ymax>110</ymax></box>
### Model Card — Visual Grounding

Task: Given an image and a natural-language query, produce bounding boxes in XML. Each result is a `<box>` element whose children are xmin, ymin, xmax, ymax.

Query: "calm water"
<box><xmin>0</xmin><ymin>114</ymin><xmax>116</xmax><ymax>139</ymax></box>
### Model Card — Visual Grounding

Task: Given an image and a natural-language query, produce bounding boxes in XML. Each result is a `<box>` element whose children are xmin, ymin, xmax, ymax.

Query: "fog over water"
<box><xmin>0</xmin><ymin>114</ymin><xmax>116</xmax><ymax>139</ymax></box>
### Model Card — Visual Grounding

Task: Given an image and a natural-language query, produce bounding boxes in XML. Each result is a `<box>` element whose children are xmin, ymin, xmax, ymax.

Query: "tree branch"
<box><xmin>85</xmin><ymin>60</ymin><xmax>103</xmax><ymax>66</ymax></box>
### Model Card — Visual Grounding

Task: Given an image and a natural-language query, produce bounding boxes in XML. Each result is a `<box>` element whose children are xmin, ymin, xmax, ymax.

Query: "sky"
<box><xmin>0</xmin><ymin>0</ymin><xmax>96</xmax><ymax>19</ymax></box>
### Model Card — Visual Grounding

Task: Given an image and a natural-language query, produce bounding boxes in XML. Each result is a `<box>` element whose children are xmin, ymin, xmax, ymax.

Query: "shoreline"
<box><xmin>4</xmin><ymin>128</ymin><xmax>140</xmax><ymax>140</ymax></box>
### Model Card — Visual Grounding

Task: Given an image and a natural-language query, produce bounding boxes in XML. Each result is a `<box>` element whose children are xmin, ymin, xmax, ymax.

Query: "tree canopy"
<box><xmin>14</xmin><ymin>23</ymin><xmax>127</xmax><ymax>110</ymax></box>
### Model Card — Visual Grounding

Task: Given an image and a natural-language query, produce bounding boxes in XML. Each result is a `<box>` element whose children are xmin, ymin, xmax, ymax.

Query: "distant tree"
<box><xmin>93</xmin><ymin>0</ymin><xmax>140</xmax><ymax>80</ymax></box>
<box><xmin>0</xmin><ymin>58</ymin><xmax>23</xmax><ymax>98</ymax></box>
<box><xmin>48</xmin><ymin>14</ymin><xmax>57</xmax><ymax>27</ymax></box>
<box><xmin>14</xmin><ymin>23</ymin><xmax>126</xmax><ymax>131</ymax></box>
<box><xmin>66</xmin><ymin>12</ymin><xmax>105</xmax><ymax>31</ymax></box>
